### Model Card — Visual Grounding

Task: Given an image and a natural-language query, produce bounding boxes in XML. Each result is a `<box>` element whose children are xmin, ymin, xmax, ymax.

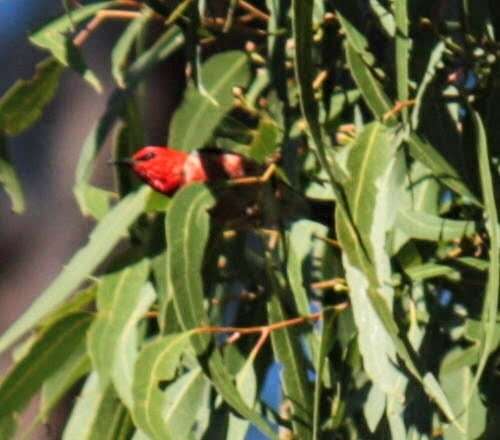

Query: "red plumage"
<box><xmin>129</xmin><ymin>146</ymin><xmax>250</xmax><ymax>196</ymax></box>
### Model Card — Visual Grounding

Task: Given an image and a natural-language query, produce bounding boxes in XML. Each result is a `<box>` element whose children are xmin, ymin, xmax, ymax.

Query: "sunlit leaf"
<box><xmin>87</xmin><ymin>259</ymin><xmax>153</xmax><ymax>408</ymax></box>
<box><xmin>469</xmin><ymin>110</ymin><xmax>500</xmax><ymax>398</ymax></box>
<box><xmin>63</xmin><ymin>372</ymin><xmax>131</xmax><ymax>440</ymax></box>
<box><xmin>132</xmin><ymin>332</ymin><xmax>194</xmax><ymax>440</ymax></box>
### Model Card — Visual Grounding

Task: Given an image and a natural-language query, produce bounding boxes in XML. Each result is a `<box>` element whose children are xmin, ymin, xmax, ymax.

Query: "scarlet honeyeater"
<box><xmin>116</xmin><ymin>146</ymin><xmax>257</xmax><ymax>196</ymax></box>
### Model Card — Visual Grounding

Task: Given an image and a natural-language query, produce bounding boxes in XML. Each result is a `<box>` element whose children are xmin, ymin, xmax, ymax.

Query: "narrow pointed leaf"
<box><xmin>396</xmin><ymin>210</ymin><xmax>478</xmax><ymax>242</ymax></box>
<box><xmin>469</xmin><ymin>110</ymin><xmax>500</xmax><ymax>396</ymax></box>
<box><xmin>165</xmin><ymin>184</ymin><xmax>277</xmax><ymax>439</ymax></box>
<box><xmin>336</xmin><ymin>122</ymin><xmax>405</xmax><ymax>396</ymax></box>
<box><xmin>163</xmin><ymin>368</ymin><xmax>208</xmax><ymax>438</ymax></box>
<box><xmin>411</xmin><ymin>42</ymin><xmax>446</xmax><ymax>129</ymax></box>
<box><xmin>63</xmin><ymin>373</ymin><xmax>130</xmax><ymax>440</ymax></box>
<box><xmin>335</xmin><ymin>5</ymin><xmax>376</xmax><ymax>65</ymax></box>
<box><xmin>268</xmin><ymin>296</ymin><xmax>313</xmax><ymax>439</ymax></box>
<box><xmin>40</xmin><ymin>340</ymin><xmax>91</xmax><ymax>421</ymax></box>
<box><xmin>132</xmin><ymin>332</ymin><xmax>194</xmax><ymax>440</ymax></box>
<box><xmin>0</xmin><ymin>186</ymin><xmax>152</xmax><ymax>355</ymax></box>
<box><xmin>345</xmin><ymin>42</ymin><xmax>392</xmax><ymax>119</ymax></box>
<box><xmin>112</xmin><ymin>13</ymin><xmax>151</xmax><ymax>88</ymax></box>
<box><xmin>87</xmin><ymin>259</ymin><xmax>153</xmax><ymax>407</ymax></box>
<box><xmin>0</xmin><ymin>312</ymin><xmax>92</xmax><ymax>419</ymax></box>
<box><xmin>312</xmin><ymin>311</ymin><xmax>335</xmax><ymax>440</ymax></box>
<box><xmin>168</xmin><ymin>51</ymin><xmax>251</xmax><ymax>151</ymax></box>
<box><xmin>0</xmin><ymin>136</ymin><xmax>24</xmax><ymax>213</ymax></box>
<box><xmin>166</xmin><ymin>184</ymin><xmax>215</xmax><ymax>353</ymax></box>
<box><xmin>407</xmin><ymin>133</ymin><xmax>480</xmax><ymax>205</ymax></box>
<box><xmin>394</xmin><ymin>0</ymin><xmax>410</xmax><ymax>119</ymax></box>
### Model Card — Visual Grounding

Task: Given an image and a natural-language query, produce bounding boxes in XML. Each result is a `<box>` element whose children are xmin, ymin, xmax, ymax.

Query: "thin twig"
<box><xmin>383</xmin><ymin>99</ymin><xmax>416</xmax><ymax>122</ymax></box>
<box><xmin>310</xmin><ymin>278</ymin><xmax>348</xmax><ymax>291</ymax></box>
<box><xmin>238</xmin><ymin>0</ymin><xmax>270</xmax><ymax>22</ymax></box>
<box><xmin>313</xmin><ymin>69</ymin><xmax>329</xmax><ymax>90</ymax></box>
<box><xmin>73</xmin><ymin>10</ymin><xmax>143</xmax><ymax>46</ymax></box>
<box><xmin>313</xmin><ymin>234</ymin><xmax>342</xmax><ymax>250</ymax></box>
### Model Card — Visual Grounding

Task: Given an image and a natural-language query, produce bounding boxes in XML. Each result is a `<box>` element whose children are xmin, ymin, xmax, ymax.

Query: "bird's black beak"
<box><xmin>108</xmin><ymin>158</ymin><xmax>134</xmax><ymax>166</ymax></box>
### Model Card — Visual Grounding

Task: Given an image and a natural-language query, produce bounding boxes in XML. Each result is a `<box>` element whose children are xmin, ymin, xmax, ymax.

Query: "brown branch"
<box><xmin>73</xmin><ymin>10</ymin><xmax>145</xmax><ymax>47</ymax></box>
<box><xmin>238</xmin><ymin>0</ymin><xmax>270</xmax><ymax>22</ymax></box>
<box><xmin>313</xmin><ymin>69</ymin><xmax>329</xmax><ymax>90</ymax></box>
<box><xmin>310</xmin><ymin>278</ymin><xmax>348</xmax><ymax>291</ymax></box>
<box><xmin>197</xmin><ymin>305</ymin><xmax>348</xmax><ymax>336</ymax></box>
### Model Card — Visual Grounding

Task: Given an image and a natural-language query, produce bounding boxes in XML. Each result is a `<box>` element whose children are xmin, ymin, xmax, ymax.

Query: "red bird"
<box><xmin>118</xmin><ymin>146</ymin><xmax>256</xmax><ymax>196</ymax></box>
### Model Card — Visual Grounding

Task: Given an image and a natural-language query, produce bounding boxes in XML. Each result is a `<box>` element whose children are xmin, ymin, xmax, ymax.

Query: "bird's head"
<box><xmin>120</xmin><ymin>146</ymin><xmax>188</xmax><ymax>195</ymax></box>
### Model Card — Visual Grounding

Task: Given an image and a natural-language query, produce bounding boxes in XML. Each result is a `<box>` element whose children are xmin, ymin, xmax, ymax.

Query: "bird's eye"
<box><xmin>140</xmin><ymin>152</ymin><xmax>155</xmax><ymax>161</ymax></box>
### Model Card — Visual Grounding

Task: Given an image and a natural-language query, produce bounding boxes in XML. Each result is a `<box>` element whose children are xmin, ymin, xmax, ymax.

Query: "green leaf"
<box><xmin>369</xmin><ymin>0</ymin><xmax>395</xmax><ymax>36</ymax></box>
<box><xmin>168</xmin><ymin>51</ymin><xmax>251</xmax><ymax>151</ymax></box>
<box><xmin>112</xmin><ymin>13</ymin><xmax>151</xmax><ymax>88</ymax></box>
<box><xmin>87</xmin><ymin>259</ymin><xmax>152</xmax><ymax>407</ymax></box>
<box><xmin>407</xmin><ymin>133</ymin><xmax>480</xmax><ymax>205</ymax></box>
<box><xmin>227</xmin><ymin>348</ymin><xmax>258</xmax><ymax>440</ymax></box>
<box><xmin>0</xmin><ymin>136</ymin><xmax>25</xmax><ymax>213</ymax></box>
<box><xmin>40</xmin><ymin>284</ymin><xmax>97</xmax><ymax>329</ymax></box>
<box><xmin>0</xmin><ymin>57</ymin><xmax>64</xmax><ymax>136</ymax></box>
<box><xmin>0</xmin><ymin>312</ymin><xmax>92</xmax><ymax>419</ymax></box>
<box><xmin>411</xmin><ymin>42</ymin><xmax>446</xmax><ymax>129</ymax></box>
<box><xmin>404</xmin><ymin>263</ymin><xmax>460</xmax><ymax>282</ymax></box>
<box><xmin>395</xmin><ymin>210</ymin><xmax>478</xmax><ymax>242</ymax></box>
<box><xmin>312</xmin><ymin>311</ymin><xmax>335</xmax><ymax>439</ymax></box>
<box><xmin>440</xmin><ymin>352</ymin><xmax>487</xmax><ymax>440</ymax></box>
<box><xmin>63</xmin><ymin>372</ymin><xmax>131</xmax><ymax>440</ymax></box>
<box><xmin>132</xmin><ymin>332</ymin><xmax>194</xmax><ymax>440</ymax></box>
<box><xmin>336</xmin><ymin>122</ymin><xmax>458</xmax><ymax>424</ymax></box>
<box><xmin>394</xmin><ymin>0</ymin><xmax>409</xmax><ymax>120</ymax></box>
<box><xmin>469</xmin><ymin>110</ymin><xmax>500</xmax><ymax>398</ymax></box>
<box><xmin>335</xmin><ymin>4</ymin><xmax>376</xmax><ymax>66</ymax></box>
<box><xmin>335</xmin><ymin>122</ymin><xmax>407</xmax><ymax>396</ymax></box>
<box><xmin>0</xmin><ymin>415</ymin><xmax>16</xmax><ymax>440</ymax></box>
<box><xmin>0</xmin><ymin>186</ymin><xmax>152</xmax><ymax>355</ymax></box>
<box><xmin>292</xmin><ymin>0</ymin><xmax>343</xmax><ymax>209</ymax></box>
<box><xmin>163</xmin><ymin>368</ymin><xmax>209</xmax><ymax>438</ymax></box>
<box><xmin>248</xmin><ymin>117</ymin><xmax>281</xmax><ymax>163</ymax></box>
<box><xmin>265</xmin><ymin>0</ymin><xmax>288</xmax><ymax>106</ymax></box>
<box><xmin>165</xmin><ymin>184</ymin><xmax>277</xmax><ymax>439</ymax></box>
<box><xmin>345</xmin><ymin>42</ymin><xmax>392</xmax><ymax>119</ymax></box>
<box><xmin>29</xmin><ymin>2</ymin><xmax>116</xmax><ymax>91</ymax></box>
<box><xmin>268</xmin><ymin>296</ymin><xmax>313</xmax><ymax>439</ymax></box>
<box><xmin>39</xmin><ymin>338</ymin><xmax>91</xmax><ymax>421</ymax></box>
<box><xmin>204</xmin><ymin>352</ymin><xmax>278</xmax><ymax>439</ymax></box>
<box><xmin>363</xmin><ymin>384</ymin><xmax>386</xmax><ymax>432</ymax></box>
<box><xmin>287</xmin><ymin>220</ymin><xmax>328</xmax><ymax>317</ymax></box>
<box><xmin>166</xmin><ymin>184</ymin><xmax>215</xmax><ymax>353</ymax></box>
<box><xmin>367</xmin><ymin>290</ymin><xmax>460</xmax><ymax>427</ymax></box>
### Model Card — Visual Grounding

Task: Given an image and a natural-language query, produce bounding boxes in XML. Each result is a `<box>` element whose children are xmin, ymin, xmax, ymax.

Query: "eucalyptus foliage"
<box><xmin>1</xmin><ymin>1</ymin><xmax>500</xmax><ymax>439</ymax></box>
